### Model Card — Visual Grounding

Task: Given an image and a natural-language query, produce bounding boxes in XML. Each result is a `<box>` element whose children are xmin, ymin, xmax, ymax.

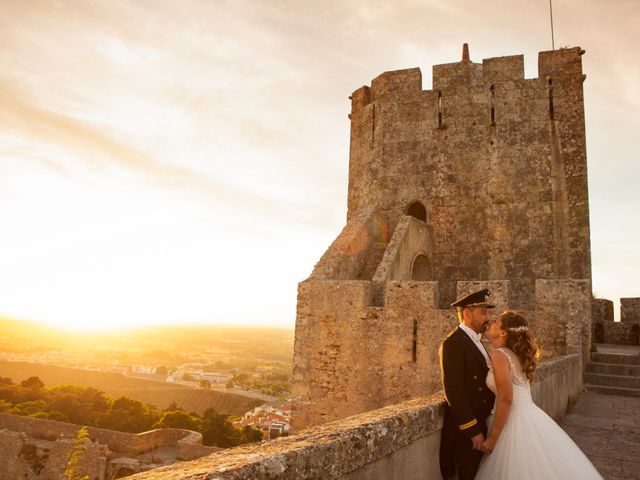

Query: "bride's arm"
<box><xmin>483</xmin><ymin>350</ymin><xmax>513</xmax><ymax>452</ymax></box>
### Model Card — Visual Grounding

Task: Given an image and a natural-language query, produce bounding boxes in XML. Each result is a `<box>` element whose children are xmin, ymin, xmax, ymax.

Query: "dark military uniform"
<box><xmin>439</xmin><ymin>289</ymin><xmax>496</xmax><ymax>480</ymax></box>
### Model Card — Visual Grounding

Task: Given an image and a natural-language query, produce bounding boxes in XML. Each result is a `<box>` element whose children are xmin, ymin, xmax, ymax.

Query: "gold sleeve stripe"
<box><xmin>458</xmin><ymin>419</ymin><xmax>478</xmax><ymax>430</ymax></box>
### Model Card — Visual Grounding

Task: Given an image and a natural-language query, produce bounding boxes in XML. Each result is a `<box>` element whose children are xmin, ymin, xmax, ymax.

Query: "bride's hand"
<box><xmin>481</xmin><ymin>437</ymin><xmax>496</xmax><ymax>453</ymax></box>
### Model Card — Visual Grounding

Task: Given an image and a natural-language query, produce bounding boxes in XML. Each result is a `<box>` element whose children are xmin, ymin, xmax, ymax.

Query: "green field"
<box><xmin>0</xmin><ymin>361</ymin><xmax>263</xmax><ymax>416</ymax></box>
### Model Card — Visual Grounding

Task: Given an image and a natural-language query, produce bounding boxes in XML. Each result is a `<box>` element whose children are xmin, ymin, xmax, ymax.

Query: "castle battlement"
<box><xmin>351</xmin><ymin>46</ymin><xmax>584</xmax><ymax>107</ymax></box>
<box><xmin>295</xmin><ymin>46</ymin><xmax>592</xmax><ymax>429</ymax></box>
<box><xmin>294</xmin><ymin>276</ymin><xmax>590</xmax><ymax>428</ymax></box>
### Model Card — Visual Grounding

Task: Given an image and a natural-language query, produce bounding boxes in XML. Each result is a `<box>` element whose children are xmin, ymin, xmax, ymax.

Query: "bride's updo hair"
<box><xmin>498</xmin><ymin>310</ymin><xmax>541</xmax><ymax>382</ymax></box>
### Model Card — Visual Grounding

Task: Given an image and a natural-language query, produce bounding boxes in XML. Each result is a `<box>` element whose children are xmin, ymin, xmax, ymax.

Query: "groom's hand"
<box><xmin>470</xmin><ymin>433</ymin><xmax>485</xmax><ymax>451</ymax></box>
<box><xmin>481</xmin><ymin>437</ymin><xmax>496</xmax><ymax>453</ymax></box>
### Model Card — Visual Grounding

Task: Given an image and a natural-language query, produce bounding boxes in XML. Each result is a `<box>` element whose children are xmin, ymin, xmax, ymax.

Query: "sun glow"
<box><xmin>0</xmin><ymin>1</ymin><xmax>639</xmax><ymax>332</ymax></box>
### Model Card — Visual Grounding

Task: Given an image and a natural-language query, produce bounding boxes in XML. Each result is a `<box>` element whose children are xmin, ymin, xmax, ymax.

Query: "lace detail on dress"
<box><xmin>494</xmin><ymin>348</ymin><xmax>528</xmax><ymax>385</ymax></box>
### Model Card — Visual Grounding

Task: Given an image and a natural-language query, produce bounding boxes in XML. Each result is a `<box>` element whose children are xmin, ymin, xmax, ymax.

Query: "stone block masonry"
<box><xmin>294</xmin><ymin>45</ymin><xmax>592</xmax><ymax>429</ymax></box>
<box><xmin>592</xmin><ymin>297</ymin><xmax>640</xmax><ymax>345</ymax></box>
<box><xmin>294</xmin><ymin>279</ymin><xmax>589</xmax><ymax>428</ymax></box>
<box><xmin>126</xmin><ymin>354</ymin><xmax>582</xmax><ymax>480</ymax></box>
<box><xmin>0</xmin><ymin>412</ymin><xmax>219</xmax><ymax>479</ymax></box>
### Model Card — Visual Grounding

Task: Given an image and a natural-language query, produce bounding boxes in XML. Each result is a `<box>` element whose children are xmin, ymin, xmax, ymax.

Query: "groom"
<box><xmin>439</xmin><ymin>288</ymin><xmax>496</xmax><ymax>480</ymax></box>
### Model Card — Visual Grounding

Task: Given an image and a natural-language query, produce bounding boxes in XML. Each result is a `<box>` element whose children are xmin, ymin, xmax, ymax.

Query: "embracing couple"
<box><xmin>438</xmin><ymin>288</ymin><xmax>603</xmax><ymax>480</ymax></box>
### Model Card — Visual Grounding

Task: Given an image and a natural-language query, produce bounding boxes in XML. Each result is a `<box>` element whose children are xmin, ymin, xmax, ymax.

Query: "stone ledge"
<box><xmin>130</xmin><ymin>354</ymin><xmax>581</xmax><ymax>479</ymax></box>
<box><xmin>535</xmin><ymin>353</ymin><xmax>581</xmax><ymax>379</ymax></box>
<box><xmin>129</xmin><ymin>392</ymin><xmax>446</xmax><ymax>479</ymax></box>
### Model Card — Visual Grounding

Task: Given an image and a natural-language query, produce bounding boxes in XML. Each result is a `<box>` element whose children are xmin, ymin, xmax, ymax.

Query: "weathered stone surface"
<box><xmin>346</xmin><ymin>47</ymin><xmax>590</xmax><ymax>310</ymax></box>
<box><xmin>592</xmin><ymin>298</ymin><xmax>640</xmax><ymax>345</ymax></box>
<box><xmin>129</xmin><ymin>392</ymin><xmax>446</xmax><ymax>480</ymax></box>
<box><xmin>126</xmin><ymin>355</ymin><xmax>582</xmax><ymax>479</ymax></box>
<box><xmin>0</xmin><ymin>413</ymin><xmax>218</xmax><ymax>479</ymax></box>
<box><xmin>294</xmin><ymin>276</ymin><xmax>589</xmax><ymax>428</ymax></box>
<box><xmin>621</xmin><ymin>298</ymin><xmax>640</xmax><ymax>324</ymax></box>
<box><xmin>296</xmin><ymin>47</ymin><xmax>592</xmax><ymax>429</ymax></box>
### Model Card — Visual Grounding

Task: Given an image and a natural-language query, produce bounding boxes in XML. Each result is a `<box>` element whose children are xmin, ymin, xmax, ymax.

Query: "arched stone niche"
<box><xmin>406</xmin><ymin>201</ymin><xmax>426</xmax><ymax>222</ymax></box>
<box><xmin>411</xmin><ymin>253</ymin><xmax>432</xmax><ymax>280</ymax></box>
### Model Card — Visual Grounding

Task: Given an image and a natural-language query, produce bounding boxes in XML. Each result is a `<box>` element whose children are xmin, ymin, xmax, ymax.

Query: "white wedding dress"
<box><xmin>476</xmin><ymin>348</ymin><xmax>603</xmax><ymax>480</ymax></box>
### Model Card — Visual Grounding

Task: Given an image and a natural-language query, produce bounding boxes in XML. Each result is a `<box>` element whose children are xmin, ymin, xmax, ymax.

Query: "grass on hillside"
<box><xmin>0</xmin><ymin>361</ymin><xmax>262</xmax><ymax>416</ymax></box>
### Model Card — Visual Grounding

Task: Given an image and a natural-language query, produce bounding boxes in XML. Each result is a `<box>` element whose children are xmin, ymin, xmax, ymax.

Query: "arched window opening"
<box><xmin>411</xmin><ymin>254</ymin><xmax>432</xmax><ymax>281</ymax></box>
<box><xmin>437</xmin><ymin>91</ymin><xmax>443</xmax><ymax>128</ymax></box>
<box><xmin>407</xmin><ymin>201</ymin><xmax>426</xmax><ymax>222</ymax></box>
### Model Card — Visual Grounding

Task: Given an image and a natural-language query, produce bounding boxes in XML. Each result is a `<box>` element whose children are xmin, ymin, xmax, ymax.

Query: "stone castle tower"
<box><xmin>293</xmin><ymin>46</ymin><xmax>592</xmax><ymax>429</ymax></box>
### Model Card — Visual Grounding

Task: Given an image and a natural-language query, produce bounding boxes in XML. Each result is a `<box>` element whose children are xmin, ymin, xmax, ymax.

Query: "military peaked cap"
<box><xmin>450</xmin><ymin>288</ymin><xmax>495</xmax><ymax>309</ymax></box>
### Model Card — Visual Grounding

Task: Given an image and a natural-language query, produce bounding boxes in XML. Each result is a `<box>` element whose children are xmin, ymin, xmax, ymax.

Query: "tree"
<box><xmin>239</xmin><ymin>425</ymin><xmax>264</xmax><ymax>444</ymax></box>
<box><xmin>225</xmin><ymin>379</ymin><xmax>234</xmax><ymax>389</ymax></box>
<box><xmin>101</xmin><ymin>397</ymin><xmax>158</xmax><ymax>433</ymax></box>
<box><xmin>48</xmin><ymin>396</ymin><xmax>91</xmax><ymax>425</ymax></box>
<box><xmin>0</xmin><ymin>377</ymin><xmax>13</xmax><ymax>386</ymax></box>
<box><xmin>78</xmin><ymin>387</ymin><xmax>110</xmax><ymax>415</ymax></box>
<box><xmin>201</xmin><ymin>408</ymin><xmax>239</xmax><ymax>447</ymax></box>
<box><xmin>153</xmin><ymin>410</ymin><xmax>201</xmax><ymax>431</ymax></box>
<box><xmin>155</xmin><ymin>366</ymin><xmax>168</xmax><ymax>376</ymax></box>
<box><xmin>64</xmin><ymin>426</ymin><xmax>90</xmax><ymax>480</ymax></box>
<box><xmin>199</xmin><ymin>379</ymin><xmax>211</xmax><ymax>390</ymax></box>
<box><xmin>182</xmin><ymin>373</ymin><xmax>194</xmax><ymax>382</ymax></box>
<box><xmin>20</xmin><ymin>376</ymin><xmax>44</xmax><ymax>390</ymax></box>
<box><xmin>14</xmin><ymin>399</ymin><xmax>47</xmax><ymax>416</ymax></box>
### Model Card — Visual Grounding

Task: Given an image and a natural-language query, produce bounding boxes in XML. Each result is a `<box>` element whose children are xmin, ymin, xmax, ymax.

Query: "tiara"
<box><xmin>508</xmin><ymin>326</ymin><xmax>528</xmax><ymax>332</ymax></box>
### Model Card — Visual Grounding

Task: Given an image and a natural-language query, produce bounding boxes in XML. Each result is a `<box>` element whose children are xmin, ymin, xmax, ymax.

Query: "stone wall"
<box><xmin>295</xmin><ymin>46</ymin><xmax>592</xmax><ymax>430</ymax></box>
<box><xmin>621</xmin><ymin>298</ymin><xmax>640</xmax><ymax>323</ymax></box>
<box><xmin>346</xmin><ymin>47</ymin><xmax>590</xmax><ymax>309</ymax></box>
<box><xmin>128</xmin><ymin>354</ymin><xmax>581</xmax><ymax>480</ymax></box>
<box><xmin>0</xmin><ymin>429</ymin><xmax>108</xmax><ymax>480</ymax></box>
<box><xmin>592</xmin><ymin>299</ymin><xmax>614</xmax><ymax>324</ymax></box>
<box><xmin>0</xmin><ymin>412</ymin><xmax>218</xmax><ymax>480</ymax></box>
<box><xmin>0</xmin><ymin>413</ymin><xmax>207</xmax><ymax>456</ymax></box>
<box><xmin>591</xmin><ymin>298</ymin><xmax>640</xmax><ymax>345</ymax></box>
<box><xmin>293</xmin><ymin>278</ymin><xmax>589</xmax><ymax>429</ymax></box>
<box><xmin>371</xmin><ymin>215</ymin><xmax>433</xmax><ymax>303</ymax></box>
<box><xmin>308</xmin><ymin>205</ymin><xmax>388</xmax><ymax>282</ymax></box>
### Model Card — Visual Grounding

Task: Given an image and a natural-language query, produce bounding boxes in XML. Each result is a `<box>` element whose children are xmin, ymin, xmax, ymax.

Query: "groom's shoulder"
<box><xmin>441</xmin><ymin>326</ymin><xmax>462</xmax><ymax>346</ymax></box>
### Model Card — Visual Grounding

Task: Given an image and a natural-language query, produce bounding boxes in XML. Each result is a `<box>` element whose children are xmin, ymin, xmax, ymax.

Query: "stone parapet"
<box><xmin>294</xmin><ymin>277</ymin><xmax>590</xmax><ymax>429</ymax></box>
<box><xmin>590</xmin><ymin>297</ymin><xmax>640</xmax><ymax>345</ymax></box>
<box><xmin>0</xmin><ymin>413</ymin><xmax>206</xmax><ymax>456</ymax></box>
<box><xmin>130</xmin><ymin>355</ymin><xmax>581</xmax><ymax>479</ymax></box>
<box><xmin>592</xmin><ymin>298</ymin><xmax>614</xmax><ymax>323</ymax></box>
<box><xmin>621</xmin><ymin>298</ymin><xmax>640</xmax><ymax>324</ymax></box>
<box><xmin>128</xmin><ymin>392</ymin><xmax>446</xmax><ymax>480</ymax></box>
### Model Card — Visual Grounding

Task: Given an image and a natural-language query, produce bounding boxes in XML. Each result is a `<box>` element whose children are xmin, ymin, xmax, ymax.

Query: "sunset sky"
<box><xmin>1</xmin><ymin>0</ymin><xmax>638</xmax><ymax>331</ymax></box>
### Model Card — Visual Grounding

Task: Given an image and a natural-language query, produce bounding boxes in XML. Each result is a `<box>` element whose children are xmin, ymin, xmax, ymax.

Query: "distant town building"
<box><xmin>233</xmin><ymin>403</ymin><xmax>293</xmax><ymax>439</ymax></box>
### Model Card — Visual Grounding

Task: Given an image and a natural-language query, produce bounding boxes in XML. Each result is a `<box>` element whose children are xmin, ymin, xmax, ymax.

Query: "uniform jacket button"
<box><xmin>473</xmin><ymin>375</ymin><xmax>478</xmax><ymax>380</ymax></box>
<box><xmin>478</xmin><ymin>387</ymin><xmax>483</xmax><ymax>391</ymax></box>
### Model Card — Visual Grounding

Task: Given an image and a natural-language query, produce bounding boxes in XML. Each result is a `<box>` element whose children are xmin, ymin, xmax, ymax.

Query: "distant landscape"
<box><xmin>0</xmin><ymin>361</ymin><xmax>262</xmax><ymax>416</ymax></box>
<box><xmin>0</xmin><ymin>317</ymin><xmax>295</xmax><ymax>416</ymax></box>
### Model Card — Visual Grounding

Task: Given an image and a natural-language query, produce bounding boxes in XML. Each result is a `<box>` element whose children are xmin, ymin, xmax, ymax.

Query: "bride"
<box><xmin>475</xmin><ymin>310</ymin><xmax>603</xmax><ymax>479</ymax></box>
